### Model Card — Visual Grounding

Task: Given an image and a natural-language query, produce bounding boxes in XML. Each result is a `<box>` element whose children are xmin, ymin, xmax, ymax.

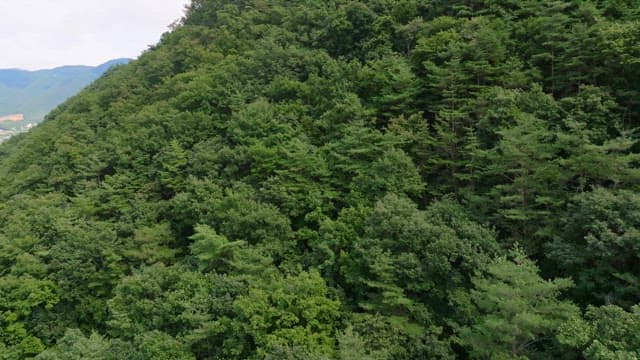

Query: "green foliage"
<box><xmin>35</xmin><ymin>328</ymin><xmax>195</xmax><ymax>360</ymax></box>
<box><xmin>233</xmin><ymin>270</ymin><xmax>341</xmax><ymax>358</ymax></box>
<box><xmin>0</xmin><ymin>0</ymin><xmax>637</xmax><ymax>358</ymax></box>
<box><xmin>0</xmin><ymin>276</ymin><xmax>58</xmax><ymax>358</ymax></box>
<box><xmin>35</xmin><ymin>329</ymin><xmax>113</xmax><ymax>360</ymax></box>
<box><xmin>546</xmin><ymin>188</ymin><xmax>640</xmax><ymax>307</ymax></box>
<box><xmin>189</xmin><ymin>224</ymin><xmax>246</xmax><ymax>273</ymax></box>
<box><xmin>459</xmin><ymin>248</ymin><xmax>579</xmax><ymax>359</ymax></box>
<box><xmin>558</xmin><ymin>305</ymin><xmax>640</xmax><ymax>359</ymax></box>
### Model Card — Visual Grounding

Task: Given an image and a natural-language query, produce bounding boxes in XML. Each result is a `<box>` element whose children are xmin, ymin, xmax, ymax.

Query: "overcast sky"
<box><xmin>0</xmin><ymin>0</ymin><xmax>190</xmax><ymax>70</ymax></box>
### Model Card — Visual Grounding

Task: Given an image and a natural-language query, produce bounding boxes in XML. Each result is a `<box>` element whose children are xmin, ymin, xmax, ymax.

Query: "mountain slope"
<box><xmin>0</xmin><ymin>58</ymin><xmax>130</xmax><ymax>125</ymax></box>
<box><xmin>0</xmin><ymin>0</ymin><xmax>638</xmax><ymax>359</ymax></box>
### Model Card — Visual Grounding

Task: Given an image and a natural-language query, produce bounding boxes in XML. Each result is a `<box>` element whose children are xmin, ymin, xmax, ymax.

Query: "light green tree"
<box><xmin>459</xmin><ymin>248</ymin><xmax>579</xmax><ymax>359</ymax></box>
<box><xmin>558</xmin><ymin>305</ymin><xmax>640</xmax><ymax>360</ymax></box>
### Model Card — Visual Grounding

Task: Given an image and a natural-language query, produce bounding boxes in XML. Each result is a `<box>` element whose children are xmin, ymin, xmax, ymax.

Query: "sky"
<box><xmin>0</xmin><ymin>0</ymin><xmax>190</xmax><ymax>70</ymax></box>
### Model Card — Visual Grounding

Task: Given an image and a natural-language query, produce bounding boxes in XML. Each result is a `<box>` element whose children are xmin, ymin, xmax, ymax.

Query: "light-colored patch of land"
<box><xmin>0</xmin><ymin>113</ymin><xmax>24</xmax><ymax>122</ymax></box>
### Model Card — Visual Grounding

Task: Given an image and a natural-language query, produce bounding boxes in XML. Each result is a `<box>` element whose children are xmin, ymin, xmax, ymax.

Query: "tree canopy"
<box><xmin>0</xmin><ymin>0</ymin><xmax>638</xmax><ymax>358</ymax></box>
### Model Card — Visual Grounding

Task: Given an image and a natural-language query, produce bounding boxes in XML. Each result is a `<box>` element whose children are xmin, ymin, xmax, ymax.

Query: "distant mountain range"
<box><xmin>0</xmin><ymin>58</ymin><xmax>130</xmax><ymax>128</ymax></box>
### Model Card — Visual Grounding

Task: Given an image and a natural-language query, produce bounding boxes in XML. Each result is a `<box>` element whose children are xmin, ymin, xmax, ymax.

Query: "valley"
<box><xmin>0</xmin><ymin>58</ymin><xmax>129</xmax><ymax>141</ymax></box>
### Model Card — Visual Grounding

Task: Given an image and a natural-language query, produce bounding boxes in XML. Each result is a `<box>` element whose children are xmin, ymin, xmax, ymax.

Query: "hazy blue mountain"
<box><xmin>0</xmin><ymin>58</ymin><xmax>130</xmax><ymax>127</ymax></box>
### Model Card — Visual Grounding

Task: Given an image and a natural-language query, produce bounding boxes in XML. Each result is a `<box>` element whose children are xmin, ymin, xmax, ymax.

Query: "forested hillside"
<box><xmin>0</xmin><ymin>0</ymin><xmax>639</xmax><ymax>358</ymax></box>
<box><xmin>0</xmin><ymin>58</ymin><xmax>129</xmax><ymax>125</ymax></box>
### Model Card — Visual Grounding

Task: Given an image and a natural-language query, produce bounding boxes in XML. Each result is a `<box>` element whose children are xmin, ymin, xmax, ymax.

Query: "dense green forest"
<box><xmin>0</xmin><ymin>0</ymin><xmax>639</xmax><ymax>358</ymax></box>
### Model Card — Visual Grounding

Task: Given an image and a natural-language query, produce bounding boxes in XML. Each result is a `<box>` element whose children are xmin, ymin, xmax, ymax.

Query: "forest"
<box><xmin>0</xmin><ymin>0</ymin><xmax>639</xmax><ymax>358</ymax></box>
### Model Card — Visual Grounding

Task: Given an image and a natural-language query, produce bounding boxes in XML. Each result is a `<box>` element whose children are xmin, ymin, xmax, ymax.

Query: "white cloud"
<box><xmin>0</xmin><ymin>0</ymin><xmax>190</xmax><ymax>70</ymax></box>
